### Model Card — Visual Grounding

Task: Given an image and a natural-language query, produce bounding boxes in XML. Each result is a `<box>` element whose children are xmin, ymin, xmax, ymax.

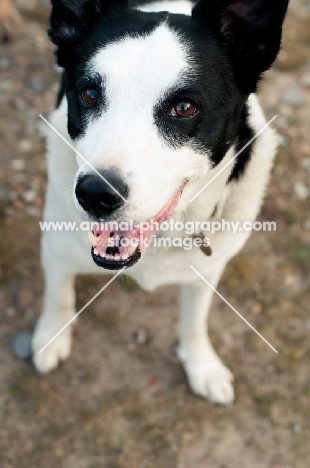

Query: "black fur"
<box><xmin>56</xmin><ymin>69</ymin><xmax>67</xmax><ymax>107</ymax></box>
<box><xmin>228</xmin><ymin>103</ymin><xmax>254</xmax><ymax>182</ymax></box>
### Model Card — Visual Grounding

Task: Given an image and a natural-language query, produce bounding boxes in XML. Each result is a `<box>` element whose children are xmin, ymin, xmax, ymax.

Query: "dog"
<box><xmin>32</xmin><ymin>0</ymin><xmax>289</xmax><ymax>405</ymax></box>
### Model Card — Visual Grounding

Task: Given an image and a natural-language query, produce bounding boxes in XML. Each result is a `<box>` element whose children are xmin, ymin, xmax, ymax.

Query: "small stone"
<box><xmin>294</xmin><ymin>182</ymin><xmax>309</xmax><ymax>200</ymax></box>
<box><xmin>292</xmin><ymin>424</ymin><xmax>302</xmax><ymax>434</ymax></box>
<box><xmin>251</xmin><ymin>303</ymin><xmax>262</xmax><ymax>315</ymax></box>
<box><xmin>30</xmin><ymin>76</ymin><xmax>45</xmax><ymax>94</ymax></box>
<box><xmin>285</xmin><ymin>274</ymin><xmax>301</xmax><ymax>292</ymax></box>
<box><xmin>18</xmin><ymin>140</ymin><xmax>32</xmax><ymax>153</ymax></box>
<box><xmin>299</xmin><ymin>158</ymin><xmax>310</xmax><ymax>172</ymax></box>
<box><xmin>11</xmin><ymin>332</ymin><xmax>32</xmax><ymax>360</ymax></box>
<box><xmin>0</xmin><ymin>58</ymin><xmax>10</xmax><ymax>68</ymax></box>
<box><xmin>23</xmin><ymin>189</ymin><xmax>37</xmax><ymax>203</ymax></box>
<box><xmin>133</xmin><ymin>328</ymin><xmax>148</xmax><ymax>345</ymax></box>
<box><xmin>281</xmin><ymin>87</ymin><xmax>304</xmax><ymax>106</ymax></box>
<box><xmin>11</xmin><ymin>159</ymin><xmax>25</xmax><ymax>171</ymax></box>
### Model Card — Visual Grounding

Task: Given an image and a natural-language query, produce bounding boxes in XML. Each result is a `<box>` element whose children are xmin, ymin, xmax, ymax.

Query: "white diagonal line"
<box><xmin>190</xmin><ymin>266</ymin><xmax>278</xmax><ymax>353</ymax></box>
<box><xmin>38</xmin><ymin>267</ymin><xmax>126</xmax><ymax>354</ymax></box>
<box><xmin>39</xmin><ymin>114</ymin><xmax>128</xmax><ymax>203</ymax></box>
<box><xmin>189</xmin><ymin>115</ymin><xmax>277</xmax><ymax>203</ymax></box>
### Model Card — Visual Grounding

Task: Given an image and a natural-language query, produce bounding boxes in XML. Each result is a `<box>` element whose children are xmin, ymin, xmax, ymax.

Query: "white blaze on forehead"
<box><xmin>137</xmin><ymin>1</ymin><xmax>192</xmax><ymax>15</ymax></box>
<box><xmin>90</xmin><ymin>22</ymin><xmax>189</xmax><ymax>114</ymax></box>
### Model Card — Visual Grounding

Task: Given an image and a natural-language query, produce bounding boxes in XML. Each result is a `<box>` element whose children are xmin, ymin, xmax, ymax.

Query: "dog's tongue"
<box><xmin>88</xmin><ymin>183</ymin><xmax>186</xmax><ymax>262</ymax></box>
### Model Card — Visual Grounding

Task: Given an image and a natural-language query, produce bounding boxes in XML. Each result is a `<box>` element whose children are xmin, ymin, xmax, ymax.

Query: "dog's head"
<box><xmin>49</xmin><ymin>0</ymin><xmax>288</xmax><ymax>270</ymax></box>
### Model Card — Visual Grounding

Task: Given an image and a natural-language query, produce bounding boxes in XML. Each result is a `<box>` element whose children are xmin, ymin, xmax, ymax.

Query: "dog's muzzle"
<box><xmin>87</xmin><ymin>182</ymin><xmax>188</xmax><ymax>270</ymax></box>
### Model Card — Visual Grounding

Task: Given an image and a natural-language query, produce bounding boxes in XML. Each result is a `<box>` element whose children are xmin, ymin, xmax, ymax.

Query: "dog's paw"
<box><xmin>32</xmin><ymin>326</ymin><xmax>72</xmax><ymax>373</ymax></box>
<box><xmin>178</xmin><ymin>346</ymin><xmax>234</xmax><ymax>405</ymax></box>
<box><xmin>186</xmin><ymin>360</ymin><xmax>234</xmax><ymax>405</ymax></box>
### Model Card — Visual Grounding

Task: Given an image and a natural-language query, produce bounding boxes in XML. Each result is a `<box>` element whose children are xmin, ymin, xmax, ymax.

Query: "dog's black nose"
<box><xmin>75</xmin><ymin>173</ymin><xmax>128</xmax><ymax>218</ymax></box>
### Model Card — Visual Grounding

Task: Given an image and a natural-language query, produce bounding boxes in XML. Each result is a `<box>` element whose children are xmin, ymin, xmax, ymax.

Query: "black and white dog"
<box><xmin>32</xmin><ymin>0</ymin><xmax>288</xmax><ymax>404</ymax></box>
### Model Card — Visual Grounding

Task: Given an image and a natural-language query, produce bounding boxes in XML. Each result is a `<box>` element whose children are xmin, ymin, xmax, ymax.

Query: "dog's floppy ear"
<box><xmin>49</xmin><ymin>0</ymin><xmax>128</xmax><ymax>65</ymax></box>
<box><xmin>192</xmin><ymin>0</ymin><xmax>289</xmax><ymax>92</ymax></box>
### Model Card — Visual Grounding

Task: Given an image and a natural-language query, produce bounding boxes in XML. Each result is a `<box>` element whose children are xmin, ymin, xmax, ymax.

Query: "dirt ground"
<box><xmin>0</xmin><ymin>1</ymin><xmax>310</xmax><ymax>467</ymax></box>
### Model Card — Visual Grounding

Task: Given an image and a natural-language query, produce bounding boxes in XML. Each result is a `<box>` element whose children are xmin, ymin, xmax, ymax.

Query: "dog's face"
<box><xmin>50</xmin><ymin>0</ymin><xmax>288</xmax><ymax>270</ymax></box>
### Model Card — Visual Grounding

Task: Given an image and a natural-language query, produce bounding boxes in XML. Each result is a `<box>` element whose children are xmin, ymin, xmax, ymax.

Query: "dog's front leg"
<box><xmin>177</xmin><ymin>275</ymin><xmax>234</xmax><ymax>405</ymax></box>
<box><xmin>32</xmin><ymin>238</ymin><xmax>75</xmax><ymax>373</ymax></box>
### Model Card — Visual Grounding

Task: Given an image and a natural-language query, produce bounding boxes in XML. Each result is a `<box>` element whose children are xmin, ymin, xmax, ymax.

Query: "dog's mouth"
<box><xmin>88</xmin><ymin>182</ymin><xmax>187</xmax><ymax>270</ymax></box>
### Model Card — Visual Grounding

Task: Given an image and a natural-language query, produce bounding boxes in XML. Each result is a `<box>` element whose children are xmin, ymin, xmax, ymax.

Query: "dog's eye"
<box><xmin>81</xmin><ymin>87</ymin><xmax>100</xmax><ymax>105</ymax></box>
<box><xmin>171</xmin><ymin>100</ymin><xmax>197</xmax><ymax>118</ymax></box>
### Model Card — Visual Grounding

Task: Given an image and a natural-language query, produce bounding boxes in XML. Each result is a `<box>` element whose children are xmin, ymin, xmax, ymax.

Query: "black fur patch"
<box><xmin>56</xmin><ymin>70</ymin><xmax>67</xmax><ymax>107</ymax></box>
<box><xmin>228</xmin><ymin>103</ymin><xmax>254</xmax><ymax>182</ymax></box>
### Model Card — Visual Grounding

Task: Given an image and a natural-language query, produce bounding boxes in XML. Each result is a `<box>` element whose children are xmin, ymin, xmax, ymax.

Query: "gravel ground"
<box><xmin>0</xmin><ymin>1</ymin><xmax>309</xmax><ymax>467</ymax></box>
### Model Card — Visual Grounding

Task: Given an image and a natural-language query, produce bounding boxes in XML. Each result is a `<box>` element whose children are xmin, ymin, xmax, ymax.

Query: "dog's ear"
<box><xmin>49</xmin><ymin>0</ymin><xmax>128</xmax><ymax>64</ymax></box>
<box><xmin>192</xmin><ymin>0</ymin><xmax>289</xmax><ymax>92</ymax></box>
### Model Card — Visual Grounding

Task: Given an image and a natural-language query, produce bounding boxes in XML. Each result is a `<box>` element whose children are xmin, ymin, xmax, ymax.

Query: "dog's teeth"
<box><xmin>128</xmin><ymin>244</ymin><xmax>137</xmax><ymax>255</ymax></box>
<box><xmin>114</xmin><ymin>254</ymin><xmax>120</xmax><ymax>261</ymax></box>
<box><xmin>94</xmin><ymin>248</ymin><xmax>99</xmax><ymax>256</ymax></box>
<box><xmin>100</xmin><ymin>252</ymin><xmax>106</xmax><ymax>258</ymax></box>
<box><xmin>88</xmin><ymin>231</ymin><xmax>100</xmax><ymax>246</ymax></box>
<box><xmin>121</xmin><ymin>253</ymin><xmax>128</xmax><ymax>260</ymax></box>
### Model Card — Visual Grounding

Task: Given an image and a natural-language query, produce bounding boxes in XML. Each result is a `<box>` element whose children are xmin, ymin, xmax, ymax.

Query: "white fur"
<box><xmin>32</xmin><ymin>3</ymin><xmax>277</xmax><ymax>404</ymax></box>
<box><xmin>137</xmin><ymin>1</ymin><xmax>193</xmax><ymax>15</ymax></box>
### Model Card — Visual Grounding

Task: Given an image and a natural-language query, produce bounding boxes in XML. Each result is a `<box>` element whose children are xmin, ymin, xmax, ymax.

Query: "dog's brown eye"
<box><xmin>171</xmin><ymin>100</ymin><xmax>197</xmax><ymax>118</ymax></box>
<box><xmin>81</xmin><ymin>87</ymin><xmax>100</xmax><ymax>105</ymax></box>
